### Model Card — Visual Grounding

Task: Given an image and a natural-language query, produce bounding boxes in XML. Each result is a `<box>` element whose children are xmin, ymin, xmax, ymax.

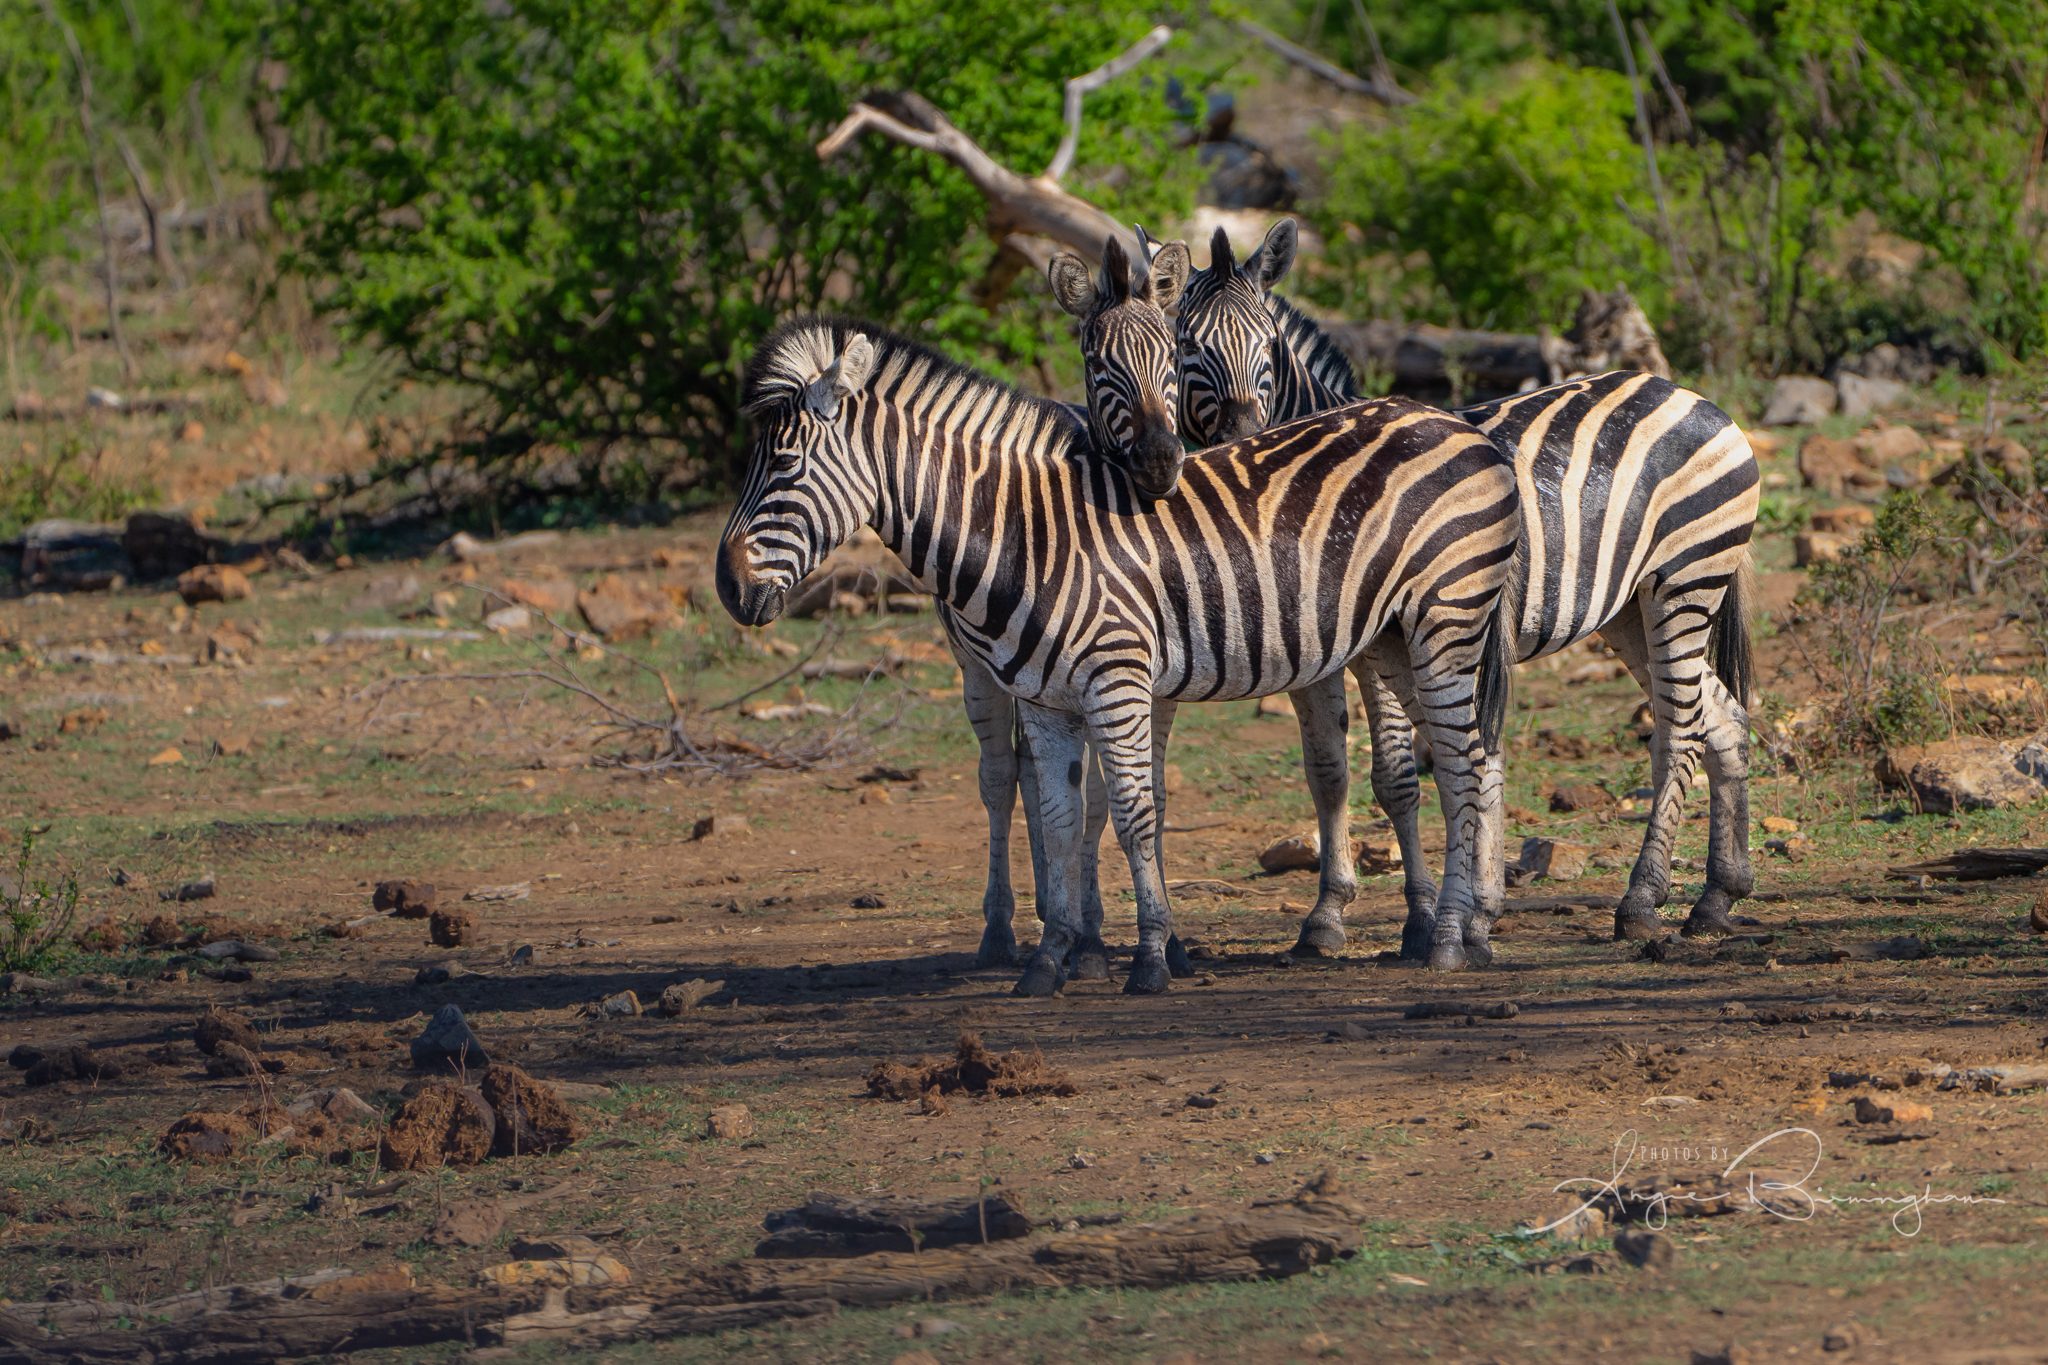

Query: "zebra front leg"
<box><xmin>1149</xmin><ymin>701</ymin><xmax>1195</xmax><ymax>978</ymax></box>
<box><xmin>1082</xmin><ymin>700</ymin><xmax>1175</xmax><ymax>995</ymax></box>
<box><xmin>1066</xmin><ymin>743</ymin><xmax>1113</xmax><ymax>981</ymax></box>
<box><xmin>1460</xmin><ymin>746</ymin><xmax>1508</xmax><ymax>967</ymax></box>
<box><xmin>1405</xmin><ymin>659</ymin><xmax>1488</xmax><ymax>973</ymax></box>
<box><xmin>960</xmin><ymin>654</ymin><xmax>1024</xmax><ymax>968</ymax></box>
<box><xmin>1286</xmin><ymin>672</ymin><xmax>1360</xmax><ymax>958</ymax></box>
<box><xmin>1012</xmin><ymin>703</ymin><xmax>1091</xmax><ymax>997</ymax></box>
<box><xmin>1356</xmin><ymin>659</ymin><xmax>1438</xmax><ymax>959</ymax></box>
<box><xmin>1682</xmin><ymin>674</ymin><xmax>1755</xmax><ymax>937</ymax></box>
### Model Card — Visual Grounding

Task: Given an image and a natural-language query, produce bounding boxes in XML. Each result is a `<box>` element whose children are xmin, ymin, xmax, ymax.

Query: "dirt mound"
<box><xmin>195</xmin><ymin>1007</ymin><xmax>261</xmax><ymax>1056</ymax></box>
<box><xmin>866</xmin><ymin>1032</ymin><xmax>1077</xmax><ymax>1101</ymax></box>
<box><xmin>160</xmin><ymin>1111</ymin><xmax>254</xmax><ymax>1162</ymax></box>
<box><xmin>379</xmin><ymin>1083</ymin><xmax>496</xmax><ymax>1171</ymax></box>
<box><xmin>478</xmin><ymin>1064</ymin><xmax>584</xmax><ymax>1157</ymax></box>
<box><xmin>22</xmin><ymin>1046</ymin><xmax>121</xmax><ymax>1087</ymax></box>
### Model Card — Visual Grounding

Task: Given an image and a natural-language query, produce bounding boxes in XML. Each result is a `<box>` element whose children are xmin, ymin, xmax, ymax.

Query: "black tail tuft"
<box><xmin>1476</xmin><ymin>549</ymin><xmax>1524</xmax><ymax>753</ymax></box>
<box><xmin>1708</xmin><ymin>556</ymin><xmax>1756</xmax><ymax>710</ymax></box>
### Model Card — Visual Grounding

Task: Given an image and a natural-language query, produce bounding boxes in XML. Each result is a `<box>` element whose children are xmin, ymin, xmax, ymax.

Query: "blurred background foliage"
<box><xmin>2</xmin><ymin>0</ymin><xmax>2044</xmax><ymax>496</ymax></box>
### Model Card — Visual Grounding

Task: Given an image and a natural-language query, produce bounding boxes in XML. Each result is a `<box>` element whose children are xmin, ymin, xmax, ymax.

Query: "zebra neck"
<box><xmin>1270</xmin><ymin>294</ymin><xmax>1358</xmax><ymax>419</ymax></box>
<box><xmin>854</xmin><ymin>356</ymin><xmax>1089</xmax><ymax>605</ymax></box>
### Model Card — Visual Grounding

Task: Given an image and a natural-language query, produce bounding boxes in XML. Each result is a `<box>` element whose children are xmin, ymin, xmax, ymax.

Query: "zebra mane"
<box><xmin>1269</xmin><ymin>294</ymin><xmax>1360</xmax><ymax>401</ymax></box>
<box><xmin>743</xmin><ymin>314</ymin><xmax>1088</xmax><ymax>445</ymax></box>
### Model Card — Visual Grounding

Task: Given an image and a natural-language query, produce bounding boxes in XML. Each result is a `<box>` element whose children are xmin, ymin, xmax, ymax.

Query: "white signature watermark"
<box><xmin>1530</xmin><ymin>1127</ymin><xmax>2006</xmax><ymax>1238</ymax></box>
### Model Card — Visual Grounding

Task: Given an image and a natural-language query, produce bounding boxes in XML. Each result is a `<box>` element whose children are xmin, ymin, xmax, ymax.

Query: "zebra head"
<box><xmin>717</xmin><ymin>321</ymin><xmax>880</xmax><ymax>627</ymax></box>
<box><xmin>1048</xmin><ymin>234</ymin><xmax>1190</xmax><ymax>499</ymax></box>
<box><xmin>1177</xmin><ymin>218</ymin><xmax>1298</xmax><ymax>445</ymax></box>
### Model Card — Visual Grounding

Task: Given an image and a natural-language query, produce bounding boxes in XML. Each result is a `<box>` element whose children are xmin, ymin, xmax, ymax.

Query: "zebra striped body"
<box><xmin>1169</xmin><ymin>222</ymin><xmax>1760</xmax><ymax>958</ymax></box>
<box><xmin>718</xmin><ymin>316</ymin><xmax>1522</xmax><ymax>992</ymax></box>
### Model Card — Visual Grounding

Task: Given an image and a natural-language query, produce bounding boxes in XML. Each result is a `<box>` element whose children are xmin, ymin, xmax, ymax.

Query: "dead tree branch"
<box><xmin>1045</xmin><ymin>25</ymin><xmax>1173</xmax><ymax>182</ymax></box>
<box><xmin>40</xmin><ymin>0</ymin><xmax>131</xmax><ymax>378</ymax></box>
<box><xmin>1236</xmin><ymin>19</ymin><xmax>1413</xmax><ymax>105</ymax></box>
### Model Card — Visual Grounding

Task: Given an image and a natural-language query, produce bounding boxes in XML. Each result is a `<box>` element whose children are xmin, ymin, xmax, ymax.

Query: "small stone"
<box><xmin>596</xmin><ymin>989</ymin><xmax>641</xmax><ymax>1018</ymax></box>
<box><xmin>1351</xmin><ymin>834</ymin><xmax>1401</xmax><ymax>874</ymax></box>
<box><xmin>1821</xmin><ymin>1323</ymin><xmax>1868</xmax><ymax>1353</ymax></box>
<box><xmin>429</xmin><ymin>909</ymin><xmax>472</xmax><ymax>948</ymax></box>
<box><xmin>374</xmin><ymin>879</ymin><xmax>437</xmax><ymax>917</ymax></box>
<box><xmin>411</xmin><ymin>1003</ymin><xmax>490</xmax><ymax>1073</ymax></box>
<box><xmin>1255</xmin><ymin>1150</ymin><xmax>1276</xmax><ymax>1165</ymax></box>
<box><xmin>205</xmin><ymin>625</ymin><xmax>256</xmax><ymax>663</ymax></box>
<box><xmin>705</xmin><ymin>1103</ymin><xmax>753</xmax><ymax>1139</ymax></box>
<box><xmin>195</xmin><ymin>1007</ymin><xmax>260</xmax><ymax>1057</ymax></box>
<box><xmin>1548</xmin><ymin>783</ymin><xmax>1613</xmax><ymax>814</ymax></box>
<box><xmin>197</xmin><ymin>939</ymin><xmax>278</xmax><ymax>962</ymax></box>
<box><xmin>1808</xmin><ymin>504</ymin><xmax>1874</xmax><ymax>534</ymax></box>
<box><xmin>1798</xmin><ymin>434</ymin><xmax>1885</xmax><ymax>500</ymax></box>
<box><xmin>428</xmin><ymin>1198</ymin><xmax>506</xmax><ymax>1248</ymax></box>
<box><xmin>176</xmin><ymin>563</ymin><xmax>252</xmax><ymax>605</ymax></box>
<box><xmin>1759</xmin><ymin>375</ymin><xmax>1837</xmax><ymax>426</ymax></box>
<box><xmin>159</xmin><ymin>876</ymin><xmax>216</xmax><ymax>903</ymax></box>
<box><xmin>850</xmin><ymin>892</ymin><xmax>886</xmax><ymax>909</ymax></box>
<box><xmin>1259</xmin><ymin>833</ymin><xmax>1320</xmax><ymax>873</ymax></box>
<box><xmin>1614</xmin><ymin>1226</ymin><xmax>1675</xmax><ymax>1269</ymax></box>
<box><xmin>59</xmin><ymin>706</ymin><xmax>109</xmax><ymax>734</ymax></box>
<box><xmin>286</xmin><ymin>1087</ymin><xmax>380</xmax><ymax>1126</ymax></box>
<box><xmin>1854</xmin><ymin>423</ymin><xmax>1927</xmax><ymax>465</ymax></box>
<box><xmin>1852</xmin><ymin>1096</ymin><xmax>1933</xmax><ymax>1125</ymax></box>
<box><xmin>1185</xmin><ymin>1092</ymin><xmax>1219</xmax><ymax>1109</ymax></box>
<box><xmin>483</xmin><ymin>605</ymin><xmax>533</xmax><ymax>634</ymax></box>
<box><xmin>1515</xmin><ymin>837</ymin><xmax>1590</xmax><ymax>882</ymax></box>
<box><xmin>1759</xmin><ymin>815</ymin><xmax>1799</xmax><ymax>835</ymax></box>
<box><xmin>147</xmin><ymin>746</ymin><xmax>185</xmax><ymax>767</ymax></box>
<box><xmin>692</xmin><ymin>814</ymin><xmax>750</xmax><ymax>841</ymax></box>
<box><xmin>1794</xmin><ymin>531</ymin><xmax>1853</xmax><ymax>567</ymax></box>
<box><xmin>655</xmin><ymin>978</ymin><xmax>723</xmax><ymax>1015</ymax></box>
<box><xmin>1836</xmin><ymin>372</ymin><xmax>1907</xmax><ymax>419</ymax></box>
<box><xmin>576</xmin><ymin>573</ymin><xmax>671</xmax><ymax>640</ymax></box>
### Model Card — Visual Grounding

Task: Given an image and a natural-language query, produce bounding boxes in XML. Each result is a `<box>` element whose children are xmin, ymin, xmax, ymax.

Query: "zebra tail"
<box><xmin>1476</xmin><ymin>545</ymin><xmax>1525</xmax><ymax>753</ymax></box>
<box><xmin>1708</xmin><ymin>553</ymin><xmax>1757</xmax><ymax>711</ymax></box>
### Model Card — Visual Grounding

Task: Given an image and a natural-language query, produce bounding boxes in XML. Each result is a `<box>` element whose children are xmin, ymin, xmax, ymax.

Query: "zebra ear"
<box><xmin>1048</xmin><ymin>252</ymin><xmax>1098</xmax><ymax>318</ymax></box>
<box><xmin>1144</xmin><ymin>240</ymin><xmax>1191</xmax><ymax>312</ymax></box>
<box><xmin>1209</xmin><ymin>225</ymin><xmax>1236</xmax><ymax>277</ymax></box>
<box><xmin>1098</xmin><ymin>235</ymin><xmax>1133</xmax><ymax>307</ymax></box>
<box><xmin>806</xmin><ymin>333</ymin><xmax>876</xmax><ymax>418</ymax></box>
<box><xmin>1251</xmin><ymin>218</ymin><xmax>1298</xmax><ymax>290</ymax></box>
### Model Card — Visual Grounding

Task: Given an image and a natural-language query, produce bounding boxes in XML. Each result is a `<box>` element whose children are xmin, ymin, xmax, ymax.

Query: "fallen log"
<box><xmin>756</xmin><ymin>1192</ymin><xmax>1034</xmax><ymax>1258</ymax></box>
<box><xmin>1</xmin><ymin>1176</ymin><xmax>1366</xmax><ymax>1362</ymax></box>
<box><xmin>1887</xmin><ymin>847</ymin><xmax>2048</xmax><ymax>881</ymax></box>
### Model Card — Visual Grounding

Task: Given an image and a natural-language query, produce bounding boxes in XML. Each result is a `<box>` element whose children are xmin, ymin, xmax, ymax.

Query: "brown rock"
<box><xmin>1794</xmin><ymin>531</ymin><xmax>1853</xmax><ymax>568</ymax></box>
<box><xmin>429</xmin><ymin>909</ymin><xmax>472</xmax><ymax>948</ymax></box>
<box><xmin>1852</xmin><ymin>1096</ymin><xmax>1933</xmax><ymax>1124</ymax></box>
<box><xmin>493</xmin><ymin>577</ymin><xmax>578</xmax><ymax>619</ymax></box>
<box><xmin>1352</xmin><ymin>835</ymin><xmax>1402</xmax><ymax>875</ymax></box>
<box><xmin>1821</xmin><ymin>1323</ymin><xmax>1868</xmax><ymax>1353</ymax></box>
<box><xmin>1853</xmin><ymin>423</ymin><xmax>1928</xmax><ymax>465</ymax></box>
<box><xmin>576</xmin><ymin>574</ymin><xmax>672</xmax><ymax>640</ymax></box>
<box><xmin>176</xmin><ymin>563</ymin><xmax>252</xmax><ymax>605</ymax></box>
<box><xmin>1259</xmin><ymin>833</ymin><xmax>1321</xmax><ymax>873</ymax></box>
<box><xmin>705</xmin><ymin>1103</ymin><xmax>754</xmax><ymax>1140</ymax></box>
<box><xmin>379</xmin><ymin>1083</ymin><xmax>497</xmax><ymax>1171</ymax></box>
<box><xmin>74</xmin><ymin>917</ymin><xmax>124</xmax><ymax>952</ymax></box>
<box><xmin>692</xmin><ymin>814</ymin><xmax>750</xmax><ymax>841</ymax></box>
<box><xmin>59</xmin><ymin>706</ymin><xmax>110</xmax><ymax>734</ymax></box>
<box><xmin>205</xmin><ymin>624</ymin><xmax>257</xmax><ymax>663</ymax></box>
<box><xmin>374</xmin><ymin>879</ymin><xmax>437</xmax><ymax>917</ymax></box>
<box><xmin>1808</xmin><ymin>505</ymin><xmax>1874</xmax><ymax>534</ymax></box>
<box><xmin>479</xmin><ymin>1064</ymin><xmax>585</xmax><ymax>1157</ymax></box>
<box><xmin>1516</xmin><ymin>838</ymin><xmax>1591</xmax><ymax>882</ymax></box>
<box><xmin>1760</xmin><ymin>375</ymin><xmax>1836</xmax><ymax>427</ymax></box>
<box><xmin>1548</xmin><ymin>783</ymin><xmax>1613</xmax><ymax>814</ymax></box>
<box><xmin>1798</xmin><ymin>434</ymin><xmax>1884</xmax><ymax>500</ymax></box>
<box><xmin>147</xmin><ymin>746</ymin><xmax>185</xmax><ymax>767</ymax></box>
<box><xmin>1940</xmin><ymin>673</ymin><xmax>2045</xmax><ymax>712</ymax></box>
<box><xmin>1876</xmin><ymin>737</ymin><xmax>2047</xmax><ymax>813</ymax></box>
<box><xmin>655</xmin><ymin>978</ymin><xmax>724</xmax><ymax>1015</ymax></box>
<box><xmin>1759</xmin><ymin>815</ymin><xmax>1799</xmax><ymax>835</ymax></box>
<box><xmin>1614</xmin><ymin>1225</ymin><xmax>1675</xmax><ymax>1269</ymax></box>
<box><xmin>141</xmin><ymin>914</ymin><xmax>182</xmax><ymax>947</ymax></box>
<box><xmin>428</xmin><ymin>1198</ymin><xmax>507</xmax><ymax>1247</ymax></box>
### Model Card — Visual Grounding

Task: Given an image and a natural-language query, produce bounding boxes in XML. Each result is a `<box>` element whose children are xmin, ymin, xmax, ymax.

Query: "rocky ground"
<box><xmin>3</xmin><ymin>378</ymin><xmax>2048</xmax><ymax>1362</ymax></box>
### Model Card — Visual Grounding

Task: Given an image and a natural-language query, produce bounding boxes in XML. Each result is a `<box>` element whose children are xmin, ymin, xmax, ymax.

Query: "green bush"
<box><xmin>1307</xmin><ymin>58</ymin><xmax>1659</xmax><ymax>331</ymax></box>
<box><xmin>274</xmin><ymin>0</ymin><xmax>1199</xmax><ymax>490</ymax></box>
<box><xmin>2</xmin><ymin>829</ymin><xmax>80</xmax><ymax>976</ymax></box>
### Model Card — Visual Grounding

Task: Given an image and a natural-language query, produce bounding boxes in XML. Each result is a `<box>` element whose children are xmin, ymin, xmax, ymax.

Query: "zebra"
<box><xmin>716</xmin><ymin>314</ymin><xmax>1522</xmax><ymax>993</ymax></box>
<box><xmin>1165</xmin><ymin>218</ymin><xmax>1760</xmax><ymax>960</ymax></box>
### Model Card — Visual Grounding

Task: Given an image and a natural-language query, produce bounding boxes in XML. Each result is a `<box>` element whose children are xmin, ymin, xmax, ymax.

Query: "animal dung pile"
<box><xmin>381</xmin><ymin>1064</ymin><xmax>587</xmax><ymax>1170</ymax></box>
<box><xmin>865</xmin><ymin>1031</ymin><xmax>1078</xmax><ymax>1102</ymax></box>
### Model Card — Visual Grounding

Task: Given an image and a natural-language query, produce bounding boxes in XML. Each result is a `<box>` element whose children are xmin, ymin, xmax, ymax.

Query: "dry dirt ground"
<box><xmin>4</xmin><ymin>468</ymin><xmax>2048</xmax><ymax>1362</ymax></box>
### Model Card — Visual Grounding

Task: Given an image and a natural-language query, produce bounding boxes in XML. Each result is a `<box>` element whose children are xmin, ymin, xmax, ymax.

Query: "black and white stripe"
<box><xmin>1166</xmin><ymin>221</ymin><xmax>1761</xmax><ymax>958</ymax></box>
<box><xmin>718</xmin><ymin>315</ymin><xmax>1523</xmax><ymax>993</ymax></box>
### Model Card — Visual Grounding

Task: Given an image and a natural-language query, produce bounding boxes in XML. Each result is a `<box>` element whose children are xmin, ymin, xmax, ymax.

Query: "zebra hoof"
<box><xmin>1427</xmin><ymin>941</ymin><xmax>1468</xmax><ymax>972</ymax></box>
<box><xmin>1165</xmin><ymin>935</ymin><xmax>1196</xmax><ymax>979</ymax></box>
<box><xmin>1680</xmin><ymin>891</ymin><xmax>1739</xmax><ymax>938</ymax></box>
<box><xmin>1461</xmin><ymin>938</ymin><xmax>1495</xmax><ymax>968</ymax></box>
<box><xmin>1290</xmin><ymin>921</ymin><xmax>1347</xmax><ymax>958</ymax></box>
<box><xmin>976</xmin><ymin>924</ymin><xmax>1020</xmax><ymax>969</ymax></box>
<box><xmin>1123</xmin><ymin>955</ymin><xmax>1171</xmax><ymax>995</ymax></box>
<box><xmin>1398</xmin><ymin>916</ymin><xmax>1436</xmax><ymax>962</ymax></box>
<box><xmin>1613</xmin><ymin>907</ymin><xmax>1663</xmax><ymax>941</ymax></box>
<box><xmin>1067</xmin><ymin>937</ymin><xmax>1111</xmax><ymax>981</ymax></box>
<box><xmin>1012</xmin><ymin>954</ymin><xmax>1065</xmax><ymax>998</ymax></box>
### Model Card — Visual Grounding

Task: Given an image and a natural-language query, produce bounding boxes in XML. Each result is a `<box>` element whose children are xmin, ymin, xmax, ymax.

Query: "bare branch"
<box><xmin>1236</xmin><ymin>19</ymin><xmax>1413</xmax><ymax>105</ymax></box>
<box><xmin>39</xmin><ymin>0</ymin><xmax>131</xmax><ymax>378</ymax></box>
<box><xmin>1045</xmin><ymin>25</ymin><xmax>1173</xmax><ymax>183</ymax></box>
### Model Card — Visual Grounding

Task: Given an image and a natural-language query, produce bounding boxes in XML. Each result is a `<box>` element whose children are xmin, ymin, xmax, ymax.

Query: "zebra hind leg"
<box><xmin>1064</xmin><ymin>742</ymin><xmax>1113</xmax><ymax>980</ymax></box>
<box><xmin>1612</xmin><ymin>589</ymin><xmax>1710</xmax><ymax>941</ymax></box>
<box><xmin>1150</xmin><ymin>702</ymin><xmax>1196</xmax><ymax>978</ymax></box>
<box><xmin>1011</xmin><ymin>704</ymin><xmax>1091</xmax><ymax>997</ymax></box>
<box><xmin>1681</xmin><ymin>673</ymin><xmax>1755</xmax><ymax>937</ymax></box>
<box><xmin>1081</xmin><ymin>697</ymin><xmax>1176</xmax><ymax>995</ymax></box>
<box><xmin>1285</xmin><ymin>673</ymin><xmax>1360</xmax><ymax>958</ymax></box>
